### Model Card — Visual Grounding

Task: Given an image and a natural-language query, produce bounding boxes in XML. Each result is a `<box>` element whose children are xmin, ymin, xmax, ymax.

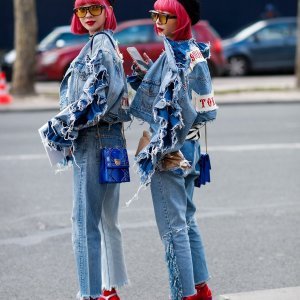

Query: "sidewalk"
<box><xmin>1</xmin><ymin>75</ymin><xmax>300</xmax><ymax>112</ymax></box>
<box><xmin>218</xmin><ymin>286</ymin><xmax>300</xmax><ymax>300</ymax></box>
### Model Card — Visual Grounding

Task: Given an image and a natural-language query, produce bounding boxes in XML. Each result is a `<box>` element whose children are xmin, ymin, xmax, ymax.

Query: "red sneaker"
<box><xmin>183</xmin><ymin>283</ymin><xmax>212</xmax><ymax>300</ymax></box>
<box><xmin>98</xmin><ymin>288</ymin><xmax>120</xmax><ymax>300</ymax></box>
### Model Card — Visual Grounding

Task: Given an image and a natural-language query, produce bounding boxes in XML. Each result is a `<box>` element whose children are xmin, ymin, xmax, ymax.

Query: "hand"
<box><xmin>132</xmin><ymin>52</ymin><xmax>153</xmax><ymax>75</ymax></box>
<box><xmin>142</xmin><ymin>52</ymin><xmax>153</xmax><ymax>66</ymax></box>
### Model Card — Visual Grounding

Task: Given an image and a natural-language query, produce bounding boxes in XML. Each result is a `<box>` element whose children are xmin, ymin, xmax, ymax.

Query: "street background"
<box><xmin>0</xmin><ymin>75</ymin><xmax>300</xmax><ymax>299</ymax></box>
<box><xmin>1</xmin><ymin>0</ymin><xmax>297</xmax><ymax>52</ymax></box>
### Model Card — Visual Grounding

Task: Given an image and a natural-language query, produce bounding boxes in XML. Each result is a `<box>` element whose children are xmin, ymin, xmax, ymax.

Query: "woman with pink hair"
<box><xmin>128</xmin><ymin>0</ymin><xmax>217</xmax><ymax>299</ymax></box>
<box><xmin>47</xmin><ymin>1</ymin><xmax>130</xmax><ymax>299</ymax></box>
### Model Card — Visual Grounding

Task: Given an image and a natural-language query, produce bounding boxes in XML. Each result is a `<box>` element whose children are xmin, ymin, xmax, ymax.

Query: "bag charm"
<box><xmin>195</xmin><ymin>123</ymin><xmax>211</xmax><ymax>188</ymax></box>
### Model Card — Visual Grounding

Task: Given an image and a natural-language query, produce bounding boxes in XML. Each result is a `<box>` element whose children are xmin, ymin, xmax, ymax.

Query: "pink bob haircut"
<box><xmin>154</xmin><ymin>0</ymin><xmax>192</xmax><ymax>41</ymax></box>
<box><xmin>71</xmin><ymin>0</ymin><xmax>117</xmax><ymax>34</ymax></box>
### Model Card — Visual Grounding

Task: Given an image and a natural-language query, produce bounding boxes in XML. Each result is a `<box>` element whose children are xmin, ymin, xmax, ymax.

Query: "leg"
<box><xmin>182</xmin><ymin>141</ymin><xmax>210</xmax><ymax>285</ymax></box>
<box><xmin>150</xmin><ymin>170</ymin><xmax>196</xmax><ymax>300</ymax></box>
<box><xmin>72</xmin><ymin>129</ymin><xmax>104</xmax><ymax>299</ymax></box>
<box><xmin>100</xmin><ymin>183</ymin><xmax>128</xmax><ymax>290</ymax></box>
<box><xmin>185</xmin><ymin>177</ymin><xmax>210</xmax><ymax>285</ymax></box>
<box><xmin>71</xmin><ymin>124</ymin><xmax>128</xmax><ymax>299</ymax></box>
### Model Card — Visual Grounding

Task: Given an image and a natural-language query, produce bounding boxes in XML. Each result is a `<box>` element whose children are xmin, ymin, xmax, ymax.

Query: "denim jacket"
<box><xmin>42</xmin><ymin>30</ymin><xmax>131</xmax><ymax>151</ymax></box>
<box><xmin>128</xmin><ymin>37</ymin><xmax>218</xmax><ymax>185</ymax></box>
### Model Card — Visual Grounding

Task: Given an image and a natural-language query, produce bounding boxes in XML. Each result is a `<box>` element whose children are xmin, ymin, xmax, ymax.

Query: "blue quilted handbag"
<box><xmin>99</xmin><ymin>147</ymin><xmax>130</xmax><ymax>184</ymax></box>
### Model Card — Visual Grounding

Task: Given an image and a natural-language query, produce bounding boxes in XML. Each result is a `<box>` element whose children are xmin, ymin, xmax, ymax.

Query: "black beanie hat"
<box><xmin>177</xmin><ymin>0</ymin><xmax>201</xmax><ymax>25</ymax></box>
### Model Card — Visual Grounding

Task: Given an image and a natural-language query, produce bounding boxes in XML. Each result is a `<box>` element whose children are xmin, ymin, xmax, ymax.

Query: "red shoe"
<box><xmin>183</xmin><ymin>283</ymin><xmax>212</xmax><ymax>300</ymax></box>
<box><xmin>98</xmin><ymin>288</ymin><xmax>120</xmax><ymax>300</ymax></box>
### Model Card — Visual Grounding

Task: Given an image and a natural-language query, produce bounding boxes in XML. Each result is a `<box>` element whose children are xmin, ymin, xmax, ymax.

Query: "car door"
<box><xmin>285</xmin><ymin>21</ymin><xmax>297</xmax><ymax>69</ymax></box>
<box><xmin>249</xmin><ymin>22</ymin><xmax>294</xmax><ymax>70</ymax></box>
<box><xmin>115</xmin><ymin>24</ymin><xmax>163</xmax><ymax>75</ymax></box>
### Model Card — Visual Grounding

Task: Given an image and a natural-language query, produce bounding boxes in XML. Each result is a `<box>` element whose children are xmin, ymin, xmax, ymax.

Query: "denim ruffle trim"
<box><xmin>134</xmin><ymin>69</ymin><xmax>184</xmax><ymax>186</ymax></box>
<box><xmin>41</xmin><ymin>65</ymin><xmax>109</xmax><ymax>152</ymax></box>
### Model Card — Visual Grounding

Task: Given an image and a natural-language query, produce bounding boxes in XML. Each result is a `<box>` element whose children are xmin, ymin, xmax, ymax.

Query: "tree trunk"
<box><xmin>11</xmin><ymin>0</ymin><xmax>37</xmax><ymax>95</ymax></box>
<box><xmin>297</xmin><ymin>0</ymin><xmax>300</xmax><ymax>88</ymax></box>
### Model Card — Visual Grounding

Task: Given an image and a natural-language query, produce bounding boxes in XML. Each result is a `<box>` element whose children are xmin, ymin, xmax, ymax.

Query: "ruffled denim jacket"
<box><xmin>128</xmin><ymin>37</ymin><xmax>218</xmax><ymax>185</ymax></box>
<box><xmin>41</xmin><ymin>30</ymin><xmax>131</xmax><ymax>152</ymax></box>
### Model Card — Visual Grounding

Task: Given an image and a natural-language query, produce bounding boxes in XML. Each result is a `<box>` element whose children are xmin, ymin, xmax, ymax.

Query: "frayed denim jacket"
<box><xmin>128</xmin><ymin>37</ymin><xmax>218</xmax><ymax>185</ymax></box>
<box><xmin>42</xmin><ymin>30</ymin><xmax>131</xmax><ymax>152</ymax></box>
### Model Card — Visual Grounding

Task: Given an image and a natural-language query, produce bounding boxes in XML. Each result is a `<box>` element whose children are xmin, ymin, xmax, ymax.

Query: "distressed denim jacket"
<box><xmin>42</xmin><ymin>30</ymin><xmax>131</xmax><ymax>152</ymax></box>
<box><xmin>128</xmin><ymin>37</ymin><xmax>218</xmax><ymax>185</ymax></box>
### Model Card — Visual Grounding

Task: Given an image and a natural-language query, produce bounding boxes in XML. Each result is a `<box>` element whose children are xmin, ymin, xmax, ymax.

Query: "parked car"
<box><xmin>2</xmin><ymin>19</ymin><xmax>226</xmax><ymax>81</ymax></box>
<box><xmin>223</xmin><ymin>17</ymin><xmax>297</xmax><ymax>76</ymax></box>
<box><xmin>2</xmin><ymin>26</ymin><xmax>89</xmax><ymax>81</ymax></box>
<box><xmin>115</xmin><ymin>19</ymin><xmax>226</xmax><ymax>76</ymax></box>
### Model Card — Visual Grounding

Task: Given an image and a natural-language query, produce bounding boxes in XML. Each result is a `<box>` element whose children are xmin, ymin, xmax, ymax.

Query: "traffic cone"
<box><xmin>0</xmin><ymin>71</ymin><xmax>13</xmax><ymax>105</ymax></box>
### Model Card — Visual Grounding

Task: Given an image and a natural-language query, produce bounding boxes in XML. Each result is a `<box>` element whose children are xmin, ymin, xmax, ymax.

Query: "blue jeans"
<box><xmin>72</xmin><ymin>123</ymin><xmax>128</xmax><ymax>299</ymax></box>
<box><xmin>150</xmin><ymin>140</ymin><xmax>209</xmax><ymax>300</ymax></box>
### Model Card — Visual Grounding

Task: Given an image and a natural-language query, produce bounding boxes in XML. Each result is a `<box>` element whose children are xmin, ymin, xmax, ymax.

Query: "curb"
<box><xmin>1</xmin><ymin>92</ymin><xmax>300</xmax><ymax>113</ymax></box>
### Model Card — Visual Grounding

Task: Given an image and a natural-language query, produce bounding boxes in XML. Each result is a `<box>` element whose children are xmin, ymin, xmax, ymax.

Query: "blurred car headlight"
<box><xmin>40</xmin><ymin>53</ymin><xmax>59</xmax><ymax>66</ymax></box>
<box><xmin>4</xmin><ymin>50</ymin><xmax>16</xmax><ymax>64</ymax></box>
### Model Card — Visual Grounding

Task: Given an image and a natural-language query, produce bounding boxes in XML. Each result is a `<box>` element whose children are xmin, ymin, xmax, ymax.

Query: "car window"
<box><xmin>39</xmin><ymin>30</ymin><xmax>63</xmax><ymax>50</ymax></box>
<box><xmin>256</xmin><ymin>23</ymin><xmax>290</xmax><ymax>41</ymax></box>
<box><xmin>55</xmin><ymin>32</ymin><xmax>89</xmax><ymax>47</ymax></box>
<box><xmin>226</xmin><ymin>22</ymin><xmax>265</xmax><ymax>40</ymax></box>
<box><xmin>58</xmin><ymin>33</ymin><xmax>88</xmax><ymax>44</ymax></box>
<box><xmin>289</xmin><ymin>22</ymin><xmax>297</xmax><ymax>37</ymax></box>
<box><xmin>39</xmin><ymin>30</ymin><xmax>88</xmax><ymax>51</ymax></box>
<box><xmin>115</xmin><ymin>25</ymin><xmax>154</xmax><ymax>45</ymax></box>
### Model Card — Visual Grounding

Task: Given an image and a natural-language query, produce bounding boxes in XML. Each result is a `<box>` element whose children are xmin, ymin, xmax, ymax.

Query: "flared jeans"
<box><xmin>150</xmin><ymin>140</ymin><xmax>210</xmax><ymax>300</ymax></box>
<box><xmin>72</xmin><ymin>123</ymin><xmax>128</xmax><ymax>299</ymax></box>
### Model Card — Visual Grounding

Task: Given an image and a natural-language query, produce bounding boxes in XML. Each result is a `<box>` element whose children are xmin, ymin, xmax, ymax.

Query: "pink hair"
<box><xmin>154</xmin><ymin>0</ymin><xmax>192</xmax><ymax>41</ymax></box>
<box><xmin>71</xmin><ymin>0</ymin><xmax>117</xmax><ymax>34</ymax></box>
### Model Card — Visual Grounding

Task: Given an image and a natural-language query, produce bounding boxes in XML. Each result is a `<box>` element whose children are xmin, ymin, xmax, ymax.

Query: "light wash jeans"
<box><xmin>72</xmin><ymin>123</ymin><xmax>128</xmax><ymax>299</ymax></box>
<box><xmin>150</xmin><ymin>140</ymin><xmax>209</xmax><ymax>300</ymax></box>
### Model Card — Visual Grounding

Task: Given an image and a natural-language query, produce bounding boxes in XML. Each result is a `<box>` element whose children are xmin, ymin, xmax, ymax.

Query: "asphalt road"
<box><xmin>0</xmin><ymin>103</ymin><xmax>299</xmax><ymax>300</ymax></box>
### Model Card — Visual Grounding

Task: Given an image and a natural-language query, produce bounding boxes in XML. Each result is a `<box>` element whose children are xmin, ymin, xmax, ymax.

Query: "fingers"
<box><xmin>132</xmin><ymin>60</ymin><xmax>146</xmax><ymax>74</ymax></box>
<box><xmin>143</xmin><ymin>52</ymin><xmax>151</xmax><ymax>63</ymax></box>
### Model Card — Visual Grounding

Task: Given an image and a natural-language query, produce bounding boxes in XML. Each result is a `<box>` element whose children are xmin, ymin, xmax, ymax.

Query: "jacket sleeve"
<box><xmin>189</xmin><ymin>42</ymin><xmax>218</xmax><ymax>124</ymax></box>
<box><xmin>127</xmin><ymin>74</ymin><xmax>143</xmax><ymax>91</ymax></box>
<box><xmin>43</xmin><ymin>35</ymin><xmax>126</xmax><ymax>150</ymax></box>
<box><xmin>72</xmin><ymin>37</ymin><xmax>124</xmax><ymax>122</ymax></box>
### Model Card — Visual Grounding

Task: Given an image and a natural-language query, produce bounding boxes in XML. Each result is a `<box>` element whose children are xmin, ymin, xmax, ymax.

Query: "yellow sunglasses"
<box><xmin>149</xmin><ymin>10</ymin><xmax>177</xmax><ymax>25</ymax></box>
<box><xmin>74</xmin><ymin>5</ymin><xmax>104</xmax><ymax>18</ymax></box>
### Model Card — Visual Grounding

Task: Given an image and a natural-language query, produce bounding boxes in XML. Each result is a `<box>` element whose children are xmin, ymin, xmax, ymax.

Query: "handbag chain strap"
<box><xmin>97</xmin><ymin>123</ymin><xmax>126</xmax><ymax>148</ymax></box>
<box><xmin>121</xmin><ymin>124</ymin><xmax>127</xmax><ymax>148</ymax></box>
<box><xmin>204</xmin><ymin>123</ymin><xmax>208</xmax><ymax>154</ymax></box>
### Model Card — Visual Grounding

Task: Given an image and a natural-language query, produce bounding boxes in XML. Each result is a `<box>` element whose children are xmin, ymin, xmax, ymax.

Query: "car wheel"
<box><xmin>228</xmin><ymin>56</ymin><xmax>249</xmax><ymax>76</ymax></box>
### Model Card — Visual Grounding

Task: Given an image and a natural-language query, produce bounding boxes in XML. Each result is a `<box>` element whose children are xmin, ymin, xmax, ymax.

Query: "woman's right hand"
<box><xmin>132</xmin><ymin>52</ymin><xmax>153</xmax><ymax>76</ymax></box>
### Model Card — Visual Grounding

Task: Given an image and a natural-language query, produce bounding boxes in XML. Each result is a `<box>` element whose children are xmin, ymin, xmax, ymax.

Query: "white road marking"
<box><xmin>0</xmin><ymin>154</ymin><xmax>46</xmax><ymax>161</ymax></box>
<box><xmin>0</xmin><ymin>143</ymin><xmax>299</xmax><ymax>162</ymax></box>
<box><xmin>209</xmin><ymin>143</ymin><xmax>300</xmax><ymax>152</ymax></box>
